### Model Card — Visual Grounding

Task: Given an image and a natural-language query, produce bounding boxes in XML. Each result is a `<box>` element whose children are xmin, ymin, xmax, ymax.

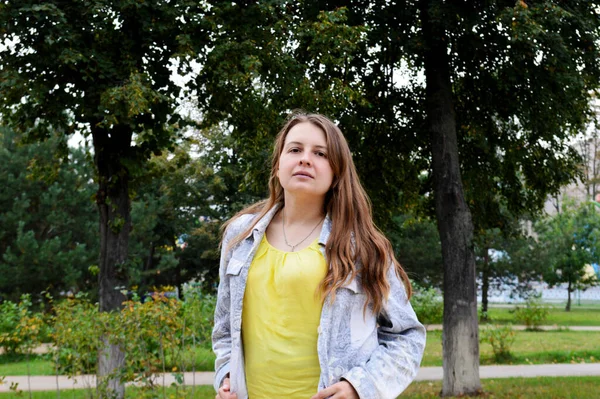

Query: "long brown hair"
<box><xmin>222</xmin><ymin>112</ymin><xmax>411</xmax><ymax>314</ymax></box>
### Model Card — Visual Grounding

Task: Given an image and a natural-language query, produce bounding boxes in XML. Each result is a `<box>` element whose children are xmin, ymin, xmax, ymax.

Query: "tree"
<box><xmin>0</xmin><ymin>124</ymin><xmax>234</xmax><ymax>301</ymax></box>
<box><xmin>536</xmin><ymin>203</ymin><xmax>600</xmax><ymax>311</ymax></box>
<box><xmin>476</xmin><ymin>228</ymin><xmax>507</xmax><ymax>316</ymax></box>
<box><xmin>576</xmin><ymin>129</ymin><xmax>600</xmax><ymax>202</ymax></box>
<box><xmin>127</xmin><ymin>138</ymin><xmax>243</xmax><ymax>294</ymax></box>
<box><xmin>0</xmin><ymin>126</ymin><xmax>98</xmax><ymax>301</ymax></box>
<box><xmin>416</xmin><ymin>3</ymin><xmax>484</xmax><ymax>393</ymax></box>
<box><xmin>474</xmin><ymin>226</ymin><xmax>543</xmax><ymax>316</ymax></box>
<box><xmin>404</xmin><ymin>1</ymin><xmax>600</xmax><ymax>391</ymax></box>
<box><xmin>571</xmin><ymin>99</ymin><xmax>600</xmax><ymax>204</ymax></box>
<box><xmin>389</xmin><ymin>213</ymin><xmax>443</xmax><ymax>289</ymax></box>
<box><xmin>0</xmin><ymin>2</ymin><xmax>205</xmax><ymax>397</ymax></box>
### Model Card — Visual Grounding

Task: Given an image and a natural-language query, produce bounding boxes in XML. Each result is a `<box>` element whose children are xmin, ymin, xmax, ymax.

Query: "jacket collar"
<box><xmin>318</xmin><ymin>214</ymin><xmax>332</xmax><ymax>247</ymax></box>
<box><xmin>242</xmin><ymin>203</ymin><xmax>281</xmax><ymax>240</ymax></box>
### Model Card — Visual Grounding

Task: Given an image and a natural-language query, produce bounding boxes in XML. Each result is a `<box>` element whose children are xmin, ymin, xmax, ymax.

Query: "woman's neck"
<box><xmin>281</xmin><ymin>194</ymin><xmax>325</xmax><ymax>225</ymax></box>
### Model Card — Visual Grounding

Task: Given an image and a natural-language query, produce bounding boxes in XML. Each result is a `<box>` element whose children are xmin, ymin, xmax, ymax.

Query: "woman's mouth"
<box><xmin>293</xmin><ymin>171</ymin><xmax>314</xmax><ymax>178</ymax></box>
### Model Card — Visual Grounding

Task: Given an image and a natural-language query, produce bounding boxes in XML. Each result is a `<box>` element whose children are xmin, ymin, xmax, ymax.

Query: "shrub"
<box><xmin>51</xmin><ymin>292</ymin><xmax>189</xmax><ymax>395</ymax></box>
<box><xmin>51</xmin><ymin>293</ymin><xmax>100</xmax><ymax>374</ymax></box>
<box><xmin>117</xmin><ymin>293</ymin><xmax>187</xmax><ymax>389</ymax></box>
<box><xmin>410</xmin><ymin>282</ymin><xmax>443</xmax><ymax>325</ymax></box>
<box><xmin>513</xmin><ymin>294</ymin><xmax>549</xmax><ymax>330</ymax></box>
<box><xmin>44</xmin><ymin>287</ymin><xmax>218</xmax><ymax>397</ymax></box>
<box><xmin>181</xmin><ymin>283</ymin><xmax>216</xmax><ymax>349</ymax></box>
<box><xmin>0</xmin><ymin>297</ymin><xmax>26</xmax><ymax>354</ymax></box>
<box><xmin>0</xmin><ymin>294</ymin><xmax>45</xmax><ymax>355</ymax></box>
<box><xmin>480</xmin><ymin>324</ymin><xmax>516</xmax><ymax>362</ymax></box>
<box><xmin>479</xmin><ymin>307</ymin><xmax>493</xmax><ymax>323</ymax></box>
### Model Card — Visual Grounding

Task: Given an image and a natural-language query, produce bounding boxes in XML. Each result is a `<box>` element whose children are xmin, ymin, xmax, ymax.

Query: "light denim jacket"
<box><xmin>212</xmin><ymin>205</ymin><xmax>426</xmax><ymax>399</ymax></box>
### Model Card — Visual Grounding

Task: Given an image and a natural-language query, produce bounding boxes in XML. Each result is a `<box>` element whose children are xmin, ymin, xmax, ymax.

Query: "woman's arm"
<box><xmin>342</xmin><ymin>265</ymin><xmax>427</xmax><ymax>399</ymax></box>
<box><xmin>212</xmin><ymin>225</ymin><xmax>236</xmax><ymax>392</ymax></box>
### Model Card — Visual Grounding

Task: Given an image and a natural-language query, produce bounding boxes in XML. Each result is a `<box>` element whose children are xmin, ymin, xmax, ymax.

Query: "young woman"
<box><xmin>212</xmin><ymin>113</ymin><xmax>426</xmax><ymax>399</ymax></box>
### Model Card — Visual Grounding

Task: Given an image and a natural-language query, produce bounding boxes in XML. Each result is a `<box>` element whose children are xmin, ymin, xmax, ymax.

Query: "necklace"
<box><xmin>282</xmin><ymin>208</ymin><xmax>325</xmax><ymax>252</ymax></box>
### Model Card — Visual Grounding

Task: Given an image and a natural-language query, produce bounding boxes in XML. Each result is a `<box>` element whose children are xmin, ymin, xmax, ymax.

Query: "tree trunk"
<box><xmin>421</xmin><ymin>1</ymin><xmax>482</xmax><ymax>396</ymax></box>
<box><xmin>93</xmin><ymin>125</ymin><xmax>132</xmax><ymax>399</ymax></box>
<box><xmin>481</xmin><ymin>249</ymin><xmax>490</xmax><ymax>317</ymax></box>
<box><xmin>553</xmin><ymin>194</ymin><xmax>561</xmax><ymax>214</ymax></box>
<box><xmin>566</xmin><ymin>279</ymin><xmax>572</xmax><ymax>312</ymax></box>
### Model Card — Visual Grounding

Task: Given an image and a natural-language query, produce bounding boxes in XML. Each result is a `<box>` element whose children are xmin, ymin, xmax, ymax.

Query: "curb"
<box><xmin>425</xmin><ymin>325</ymin><xmax>600</xmax><ymax>331</ymax></box>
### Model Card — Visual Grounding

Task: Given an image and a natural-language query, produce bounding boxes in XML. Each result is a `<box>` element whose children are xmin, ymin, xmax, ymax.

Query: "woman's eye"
<box><xmin>317</xmin><ymin>152</ymin><xmax>327</xmax><ymax>158</ymax></box>
<box><xmin>289</xmin><ymin>148</ymin><xmax>300</xmax><ymax>153</ymax></box>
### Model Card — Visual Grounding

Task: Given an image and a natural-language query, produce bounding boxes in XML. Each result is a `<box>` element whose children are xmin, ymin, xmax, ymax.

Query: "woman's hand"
<box><xmin>311</xmin><ymin>380</ymin><xmax>359</xmax><ymax>399</ymax></box>
<box><xmin>215</xmin><ymin>377</ymin><xmax>237</xmax><ymax>399</ymax></box>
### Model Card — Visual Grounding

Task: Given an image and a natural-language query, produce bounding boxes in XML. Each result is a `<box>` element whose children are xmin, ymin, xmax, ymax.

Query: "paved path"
<box><xmin>415</xmin><ymin>363</ymin><xmax>600</xmax><ymax>381</ymax></box>
<box><xmin>2</xmin><ymin>364</ymin><xmax>600</xmax><ymax>392</ymax></box>
<box><xmin>425</xmin><ymin>324</ymin><xmax>600</xmax><ymax>331</ymax></box>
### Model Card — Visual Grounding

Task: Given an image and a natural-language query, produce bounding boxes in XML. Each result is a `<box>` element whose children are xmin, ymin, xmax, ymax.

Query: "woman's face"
<box><xmin>277</xmin><ymin>122</ymin><xmax>334</xmax><ymax>200</ymax></box>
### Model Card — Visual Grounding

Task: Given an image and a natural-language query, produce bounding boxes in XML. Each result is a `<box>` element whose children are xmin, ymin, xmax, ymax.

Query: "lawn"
<box><xmin>0</xmin><ymin>346</ymin><xmax>216</xmax><ymax>377</ymax></box>
<box><xmin>422</xmin><ymin>330</ymin><xmax>600</xmax><ymax>367</ymax></box>
<box><xmin>402</xmin><ymin>376</ymin><xmax>600</xmax><ymax>398</ymax></box>
<box><xmin>1</xmin><ymin>377</ymin><xmax>598</xmax><ymax>398</ymax></box>
<box><xmin>482</xmin><ymin>305</ymin><xmax>600</xmax><ymax>326</ymax></box>
<box><xmin>1</xmin><ymin>329</ymin><xmax>599</xmax><ymax>376</ymax></box>
<box><xmin>0</xmin><ymin>354</ymin><xmax>54</xmax><ymax>377</ymax></box>
<box><xmin>0</xmin><ymin>385</ymin><xmax>215</xmax><ymax>398</ymax></box>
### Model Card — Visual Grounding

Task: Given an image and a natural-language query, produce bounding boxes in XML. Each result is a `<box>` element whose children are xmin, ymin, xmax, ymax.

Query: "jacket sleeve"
<box><xmin>342</xmin><ymin>265</ymin><xmax>426</xmax><ymax>399</ymax></box>
<box><xmin>211</xmin><ymin>224</ymin><xmax>236</xmax><ymax>392</ymax></box>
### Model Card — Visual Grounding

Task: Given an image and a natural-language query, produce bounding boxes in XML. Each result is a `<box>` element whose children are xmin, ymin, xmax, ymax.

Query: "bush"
<box><xmin>0</xmin><ymin>294</ymin><xmax>46</xmax><ymax>355</ymax></box>
<box><xmin>513</xmin><ymin>294</ymin><xmax>549</xmax><ymax>330</ymax></box>
<box><xmin>0</xmin><ymin>297</ymin><xmax>25</xmax><ymax>354</ymax></box>
<box><xmin>480</xmin><ymin>324</ymin><xmax>516</xmax><ymax>362</ymax></box>
<box><xmin>117</xmin><ymin>292</ymin><xmax>187</xmax><ymax>386</ymax></box>
<box><xmin>181</xmin><ymin>283</ymin><xmax>216</xmax><ymax>349</ymax></box>
<box><xmin>51</xmin><ymin>293</ymin><xmax>100</xmax><ymax>374</ymax></box>
<box><xmin>49</xmin><ymin>287</ymin><xmax>217</xmax><ymax>382</ymax></box>
<box><xmin>478</xmin><ymin>307</ymin><xmax>494</xmax><ymax>323</ymax></box>
<box><xmin>410</xmin><ymin>282</ymin><xmax>443</xmax><ymax>325</ymax></box>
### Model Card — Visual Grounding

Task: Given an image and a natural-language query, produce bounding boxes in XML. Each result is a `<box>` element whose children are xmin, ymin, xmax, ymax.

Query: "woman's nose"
<box><xmin>299</xmin><ymin>153</ymin><xmax>312</xmax><ymax>165</ymax></box>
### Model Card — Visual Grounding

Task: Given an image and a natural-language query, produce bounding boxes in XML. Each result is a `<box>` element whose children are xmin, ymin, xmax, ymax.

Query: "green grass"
<box><xmin>422</xmin><ymin>330</ymin><xmax>600</xmax><ymax>367</ymax></box>
<box><xmin>0</xmin><ymin>354</ymin><xmax>55</xmax><ymax>377</ymax></box>
<box><xmin>168</xmin><ymin>346</ymin><xmax>214</xmax><ymax>373</ymax></box>
<box><xmin>482</xmin><ymin>306</ymin><xmax>600</xmax><ymax>326</ymax></box>
<box><xmin>0</xmin><ymin>346</ymin><xmax>216</xmax><ymax>377</ymax></box>
<box><xmin>402</xmin><ymin>377</ymin><xmax>600</xmax><ymax>398</ymax></box>
<box><xmin>1</xmin><ymin>377</ymin><xmax>598</xmax><ymax>398</ymax></box>
<box><xmin>0</xmin><ymin>385</ymin><xmax>215</xmax><ymax>398</ymax></box>
<box><xmin>2</xmin><ymin>329</ymin><xmax>599</xmax><ymax>377</ymax></box>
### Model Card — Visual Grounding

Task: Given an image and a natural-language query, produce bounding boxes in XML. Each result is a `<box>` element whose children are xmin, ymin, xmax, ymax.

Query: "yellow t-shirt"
<box><xmin>242</xmin><ymin>235</ymin><xmax>327</xmax><ymax>399</ymax></box>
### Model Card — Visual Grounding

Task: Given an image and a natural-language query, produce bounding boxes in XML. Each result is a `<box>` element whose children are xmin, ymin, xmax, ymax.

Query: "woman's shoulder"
<box><xmin>230</xmin><ymin>213</ymin><xmax>257</xmax><ymax>229</ymax></box>
<box><xmin>224</xmin><ymin>212</ymin><xmax>259</xmax><ymax>238</ymax></box>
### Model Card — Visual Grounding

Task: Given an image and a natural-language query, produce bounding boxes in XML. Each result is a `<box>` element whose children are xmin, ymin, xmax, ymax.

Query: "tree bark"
<box><xmin>421</xmin><ymin>1</ymin><xmax>482</xmax><ymax>396</ymax></box>
<box><xmin>93</xmin><ymin>124</ymin><xmax>132</xmax><ymax>399</ymax></box>
<box><xmin>566</xmin><ymin>279</ymin><xmax>572</xmax><ymax>312</ymax></box>
<box><xmin>481</xmin><ymin>249</ymin><xmax>490</xmax><ymax>317</ymax></box>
